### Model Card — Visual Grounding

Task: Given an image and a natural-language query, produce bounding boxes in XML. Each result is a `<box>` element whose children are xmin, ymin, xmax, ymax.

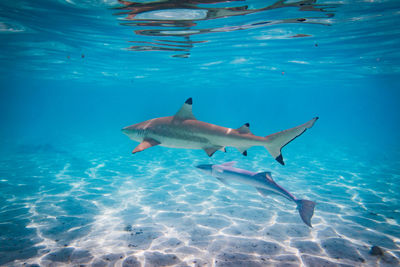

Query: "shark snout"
<box><xmin>121</xmin><ymin>127</ymin><xmax>130</xmax><ymax>135</ymax></box>
<box><xmin>122</xmin><ymin>125</ymin><xmax>137</xmax><ymax>136</ymax></box>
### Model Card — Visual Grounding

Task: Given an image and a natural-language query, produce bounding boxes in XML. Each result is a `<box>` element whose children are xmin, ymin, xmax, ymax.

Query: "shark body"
<box><xmin>196</xmin><ymin>162</ymin><xmax>316</xmax><ymax>227</ymax></box>
<box><xmin>122</xmin><ymin>98</ymin><xmax>318</xmax><ymax>165</ymax></box>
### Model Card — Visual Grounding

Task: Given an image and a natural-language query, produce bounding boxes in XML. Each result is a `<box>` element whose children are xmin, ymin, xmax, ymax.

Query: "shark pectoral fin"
<box><xmin>204</xmin><ymin>146</ymin><xmax>222</xmax><ymax>157</ymax></box>
<box><xmin>132</xmin><ymin>138</ymin><xmax>160</xmax><ymax>154</ymax></box>
<box><xmin>264</xmin><ymin>117</ymin><xmax>319</xmax><ymax>165</ymax></box>
<box><xmin>216</xmin><ymin>177</ymin><xmax>230</xmax><ymax>186</ymax></box>
<box><xmin>237</xmin><ymin>123</ymin><xmax>253</xmax><ymax>134</ymax></box>
<box><xmin>173</xmin><ymin>97</ymin><xmax>196</xmax><ymax>122</ymax></box>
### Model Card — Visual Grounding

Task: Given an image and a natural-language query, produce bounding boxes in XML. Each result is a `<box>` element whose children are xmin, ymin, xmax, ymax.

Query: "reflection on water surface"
<box><xmin>113</xmin><ymin>0</ymin><xmax>335</xmax><ymax>57</ymax></box>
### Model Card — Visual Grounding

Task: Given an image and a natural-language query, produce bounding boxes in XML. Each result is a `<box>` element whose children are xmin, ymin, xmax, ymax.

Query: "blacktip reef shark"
<box><xmin>122</xmin><ymin>98</ymin><xmax>318</xmax><ymax>165</ymax></box>
<box><xmin>196</xmin><ymin>162</ymin><xmax>316</xmax><ymax>227</ymax></box>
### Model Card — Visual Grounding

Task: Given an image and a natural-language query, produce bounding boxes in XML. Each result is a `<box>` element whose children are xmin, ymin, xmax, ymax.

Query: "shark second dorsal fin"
<box><xmin>173</xmin><ymin>97</ymin><xmax>196</xmax><ymax>122</ymax></box>
<box><xmin>237</xmin><ymin>123</ymin><xmax>252</xmax><ymax>134</ymax></box>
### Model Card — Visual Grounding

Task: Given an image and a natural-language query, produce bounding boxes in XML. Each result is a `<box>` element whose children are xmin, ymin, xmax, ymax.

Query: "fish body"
<box><xmin>196</xmin><ymin>162</ymin><xmax>316</xmax><ymax>227</ymax></box>
<box><xmin>122</xmin><ymin>98</ymin><xmax>318</xmax><ymax>165</ymax></box>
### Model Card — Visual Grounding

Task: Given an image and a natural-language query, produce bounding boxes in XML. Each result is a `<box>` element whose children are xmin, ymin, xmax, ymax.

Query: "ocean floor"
<box><xmin>0</xmin><ymin>140</ymin><xmax>399</xmax><ymax>266</ymax></box>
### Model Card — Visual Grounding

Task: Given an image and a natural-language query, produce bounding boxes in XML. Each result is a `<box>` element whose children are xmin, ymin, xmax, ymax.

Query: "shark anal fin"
<box><xmin>132</xmin><ymin>138</ymin><xmax>160</xmax><ymax>154</ymax></box>
<box><xmin>204</xmin><ymin>146</ymin><xmax>222</xmax><ymax>157</ymax></box>
<box><xmin>173</xmin><ymin>97</ymin><xmax>196</xmax><ymax>122</ymax></box>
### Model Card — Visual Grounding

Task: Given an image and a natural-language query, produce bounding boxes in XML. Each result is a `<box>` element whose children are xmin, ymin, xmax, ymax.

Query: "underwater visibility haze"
<box><xmin>1</xmin><ymin>0</ymin><xmax>400</xmax><ymax>266</ymax></box>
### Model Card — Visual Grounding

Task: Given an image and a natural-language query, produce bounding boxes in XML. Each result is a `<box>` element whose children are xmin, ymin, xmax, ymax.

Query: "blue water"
<box><xmin>1</xmin><ymin>0</ymin><xmax>400</xmax><ymax>266</ymax></box>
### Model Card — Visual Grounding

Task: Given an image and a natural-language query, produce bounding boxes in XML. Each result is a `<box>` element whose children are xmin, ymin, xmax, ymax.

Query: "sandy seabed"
<box><xmin>0</xmin><ymin>141</ymin><xmax>399</xmax><ymax>266</ymax></box>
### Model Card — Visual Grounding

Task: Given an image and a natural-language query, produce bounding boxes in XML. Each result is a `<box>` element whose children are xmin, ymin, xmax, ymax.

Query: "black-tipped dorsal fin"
<box><xmin>237</xmin><ymin>123</ymin><xmax>252</xmax><ymax>134</ymax></box>
<box><xmin>173</xmin><ymin>97</ymin><xmax>196</xmax><ymax>122</ymax></box>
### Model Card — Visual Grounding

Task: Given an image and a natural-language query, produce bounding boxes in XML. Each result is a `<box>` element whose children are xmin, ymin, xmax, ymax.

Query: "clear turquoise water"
<box><xmin>0</xmin><ymin>0</ymin><xmax>400</xmax><ymax>266</ymax></box>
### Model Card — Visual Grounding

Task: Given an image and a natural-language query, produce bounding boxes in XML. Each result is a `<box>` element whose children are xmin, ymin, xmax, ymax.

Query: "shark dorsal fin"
<box><xmin>220</xmin><ymin>161</ymin><xmax>237</xmax><ymax>167</ymax></box>
<box><xmin>256</xmin><ymin>171</ymin><xmax>273</xmax><ymax>181</ymax></box>
<box><xmin>237</xmin><ymin>123</ymin><xmax>252</xmax><ymax>134</ymax></box>
<box><xmin>173</xmin><ymin>97</ymin><xmax>196</xmax><ymax>122</ymax></box>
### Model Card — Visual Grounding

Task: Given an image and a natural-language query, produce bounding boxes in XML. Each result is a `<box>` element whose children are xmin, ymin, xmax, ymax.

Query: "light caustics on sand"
<box><xmin>5</xmin><ymin>147</ymin><xmax>399</xmax><ymax>266</ymax></box>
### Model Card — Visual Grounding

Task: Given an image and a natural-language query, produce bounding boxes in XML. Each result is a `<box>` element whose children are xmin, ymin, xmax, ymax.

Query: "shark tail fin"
<box><xmin>264</xmin><ymin>117</ymin><xmax>318</xmax><ymax>165</ymax></box>
<box><xmin>296</xmin><ymin>199</ymin><xmax>316</xmax><ymax>227</ymax></box>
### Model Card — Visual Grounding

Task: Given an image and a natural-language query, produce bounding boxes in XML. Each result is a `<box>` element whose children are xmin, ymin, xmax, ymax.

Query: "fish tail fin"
<box><xmin>264</xmin><ymin>117</ymin><xmax>318</xmax><ymax>165</ymax></box>
<box><xmin>296</xmin><ymin>199</ymin><xmax>316</xmax><ymax>227</ymax></box>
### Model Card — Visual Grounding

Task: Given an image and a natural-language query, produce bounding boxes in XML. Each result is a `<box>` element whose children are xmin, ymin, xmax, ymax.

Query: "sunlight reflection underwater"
<box><xmin>113</xmin><ymin>0</ymin><xmax>336</xmax><ymax>57</ymax></box>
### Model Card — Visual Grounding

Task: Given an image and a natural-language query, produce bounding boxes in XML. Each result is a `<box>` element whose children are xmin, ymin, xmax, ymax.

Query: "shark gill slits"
<box><xmin>137</xmin><ymin>129</ymin><xmax>146</xmax><ymax>137</ymax></box>
<box><xmin>185</xmin><ymin>97</ymin><xmax>193</xmax><ymax>105</ymax></box>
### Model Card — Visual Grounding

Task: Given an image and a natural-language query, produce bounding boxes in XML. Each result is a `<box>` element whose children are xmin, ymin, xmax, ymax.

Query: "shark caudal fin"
<box><xmin>296</xmin><ymin>199</ymin><xmax>316</xmax><ymax>227</ymax></box>
<box><xmin>264</xmin><ymin>117</ymin><xmax>318</xmax><ymax>165</ymax></box>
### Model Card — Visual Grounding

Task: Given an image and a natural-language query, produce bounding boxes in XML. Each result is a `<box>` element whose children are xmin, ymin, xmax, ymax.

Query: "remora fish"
<box><xmin>196</xmin><ymin>162</ymin><xmax>316</xmax><ymax>227</ymax></box>
<box><xmin>122</xmin><ymin>98</ymin><xmax>318</xmax><ymax>165</ymax></box>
